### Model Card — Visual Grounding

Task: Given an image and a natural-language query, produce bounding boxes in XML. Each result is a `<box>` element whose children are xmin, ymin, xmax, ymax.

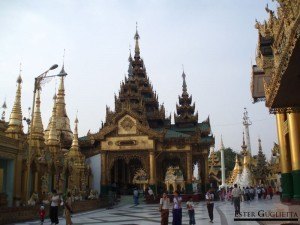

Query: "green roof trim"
<box><xmin>165</xmin><ymin>129</ymin><xmax>190</xmax><ymax>138</ymax></box>
<box><xmin>79</xmin><ymin>136</ymin><xmax>89</xmax><ymax>141</ymax></box>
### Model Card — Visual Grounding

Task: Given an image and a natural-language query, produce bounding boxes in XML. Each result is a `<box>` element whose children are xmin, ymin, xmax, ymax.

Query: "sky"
<box><xmin>0</xmin><ymin>0</ymin><xmax>279</xmax><ymax>158</ymax></box>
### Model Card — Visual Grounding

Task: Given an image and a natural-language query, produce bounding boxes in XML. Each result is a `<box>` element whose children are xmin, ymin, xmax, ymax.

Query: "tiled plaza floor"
<box><xmin>14</xmin><ymin>195</ymin><xmax>298</xmax><ymax>225</ymax></box>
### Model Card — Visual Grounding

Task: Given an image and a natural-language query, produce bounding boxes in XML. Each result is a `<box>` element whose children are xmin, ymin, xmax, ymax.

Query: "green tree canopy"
<box><xmin>216</xmin><ymin>147</ymin><xmax>237</xmax><ymax>178</ymax></box>
<box><xmin>251</xmin><ymin>147</ymin><xmax>270</xmax><ymax>184</ymax></box>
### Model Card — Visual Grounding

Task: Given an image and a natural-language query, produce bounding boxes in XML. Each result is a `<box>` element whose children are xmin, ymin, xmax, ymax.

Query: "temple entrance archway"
<box><xmin>110</xmin><ymin>157</ymin><xmax>146</xmax><ymax>194</ymax></box>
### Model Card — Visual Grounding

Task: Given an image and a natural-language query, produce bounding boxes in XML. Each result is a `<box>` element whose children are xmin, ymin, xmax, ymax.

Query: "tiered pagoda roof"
<box><xmin>174</xmin><ymin>71</ymin><xmax>198</xmax><ymax>127</ymax></box>
<box><xmin>79</xmin><ymin>28</ymin><xmax>214</xmax><ymax>155</ymax></box>
<box><xmin>105</xmin><ymin>27</ymin><xmax>169</xmax><ymax>128</ymax></box>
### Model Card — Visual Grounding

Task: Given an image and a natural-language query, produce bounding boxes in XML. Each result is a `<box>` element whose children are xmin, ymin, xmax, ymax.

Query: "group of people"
<box><xmin>38</xmin><ymin>190</ymin><xmax>73</xmax><ymax>225</ymax></box>
<box><xmin>159</xmin><ymin>189</ymin><xmax>215</xmax><ymax>225</ymax></box>
<box><xmin>225</xmin><ymin>185</ymin><xmax>276</xmax><ymax>202</ymax></box>
<box><xmin>133</xmin><ymin>187</ymin><xmax>155</xmax><ymax>206</ymax></box>
<box><xmin>256</xmin><ymin>186</ymin><xmax>274</xmax><ymax>199</ymax></box>
<box><xmin>226</xmin><ymin>184</ymin><xmax>276</xmax><ymax>217</ymax></box>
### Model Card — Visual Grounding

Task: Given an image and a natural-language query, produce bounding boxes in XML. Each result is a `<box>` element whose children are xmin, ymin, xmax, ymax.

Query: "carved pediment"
<box><xmin>118</xmin><ymin>115</ymin><xmax>137</xmax><ymax>135</ymax></box>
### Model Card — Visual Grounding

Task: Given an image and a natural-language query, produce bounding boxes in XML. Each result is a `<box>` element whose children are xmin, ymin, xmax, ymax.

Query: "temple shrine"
<box><xmin>80</xmin><ymin>27</ymin><xmax>215</xmax><ymax>194</ymax></box>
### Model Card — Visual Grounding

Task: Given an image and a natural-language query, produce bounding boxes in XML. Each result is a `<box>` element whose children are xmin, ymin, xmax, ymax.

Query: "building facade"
<box><xmin>251</xmin><ymin>1</ymin><xmax>300</xmax><ymax>202</ymax></box>
<box><xmin>81</xmin><ymin>29</ymin><xmax>215</xmax><ymax>194</ymax></box>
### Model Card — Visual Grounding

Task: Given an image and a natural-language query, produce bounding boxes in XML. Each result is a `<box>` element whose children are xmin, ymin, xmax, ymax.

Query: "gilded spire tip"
<box><xmin>75</xmin><ymin>110</ymin><xmax>79</xmax><ymax>123</ymax></box>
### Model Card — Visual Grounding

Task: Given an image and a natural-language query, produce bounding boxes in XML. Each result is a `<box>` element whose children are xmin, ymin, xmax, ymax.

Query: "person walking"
<box><xmin>133</xmin><ymin>188</ymin><xmax>139</xmax><ymax>205</ymax></box>
<box><xmin>268</xmin><ymin>186</ymin><xmax>274</xmax><ymax>199</ymax></box>
<box><xmin>49</xmin><ymin>190</ymin><xmax>60</xmax><ymax>225</ymax></box>
<box><xmin>172</xmin><ymin>190</ymin><xmax>182</xmax><ymax>225</ymax></box>
<box><xmin>278</xmin><ymin>186</ymin><xmax>282</xmax><ymax>199</ymax></box>
<box><xmin>64</xmin><ymin>192</ymin><xmax>73</xmax><ymax>225</ymax></box>
<box><xmin>262</xmin><ymin>187</ymin><xmax>267</xmax><ymax>199</ymax></box>
<box><xmin>206</xmin><ymin>189</ymin><xmax>214</xmax><ymax>223</ymax></box>
<box><xmin>159</xmin><ymin>193</ymin><xmax>170</xmax><ymax>225</ymax></box>
<box><xmin>245</xmin><ymin>187</ymin><xmax>250</xmax><ymax>202</ymax></box>
<box><xmin>148</xmin><ymin>187</ymin><xmax>155</xmax><ymax>201</ymax></box>
<box><xmin>186</xmin><ymin>197</ymin><xmax>196</xmax><ymax>225</ymax></box>
<box><xmin>232</xmin><ymin>184</ymin><xmax>242</xmax><ymax>217</ymax></box>
<box><xmin>257</xmin><ymin>186</ymin><xmax>262</xmax><ymax>199</ymax></box>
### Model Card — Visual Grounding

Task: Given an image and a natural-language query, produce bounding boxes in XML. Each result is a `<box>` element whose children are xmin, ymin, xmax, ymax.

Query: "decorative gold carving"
<box><xmin>115</xmin><ymin>140</ymin><xmax>137</xmax><ymax>146</ymax></box>
<box><xmin>255</xmin><ymin>1</ymin><xmax>300</xmax><ymax>109</ymax></box>
<box><xmin>133</xmin><ymin>168</ymin><xmax>148</xmax><ymax>184</ymax></box>
<box><xmin>120</xmin><ymin>117</ymin><xmax>134</xmax><ymax>131</ymax></box>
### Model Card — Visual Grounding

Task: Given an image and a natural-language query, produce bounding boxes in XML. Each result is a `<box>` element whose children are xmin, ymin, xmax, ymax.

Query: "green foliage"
<box><xmin>216</xmin><ymin>148</ymin><xmax>236</xmax><ymax>178</ymax></box>
<box><xmin>251</xmin><ymin>149</ymin><xmax>270</xmax><ymax>184</ymax></box>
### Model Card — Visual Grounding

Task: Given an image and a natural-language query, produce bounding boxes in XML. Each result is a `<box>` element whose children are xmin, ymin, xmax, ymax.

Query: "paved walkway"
<box><xmin>15</xmin><ymin>195</ymin><xmax>297</xmax><ymax>225</ymax></box>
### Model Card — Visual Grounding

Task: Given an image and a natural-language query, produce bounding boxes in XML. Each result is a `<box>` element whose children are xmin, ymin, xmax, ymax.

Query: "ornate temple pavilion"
<box><xmin>80</xmin><ymin>28</ymin><xmax>215</xmax><ymax>194</ymax></box>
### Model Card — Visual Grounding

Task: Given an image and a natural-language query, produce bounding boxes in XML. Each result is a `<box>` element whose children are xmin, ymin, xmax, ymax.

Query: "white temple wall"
<box><xmin>86</xmin><ymin>154</ymin><xmax>101</xmax><ymax>194</ymax></box>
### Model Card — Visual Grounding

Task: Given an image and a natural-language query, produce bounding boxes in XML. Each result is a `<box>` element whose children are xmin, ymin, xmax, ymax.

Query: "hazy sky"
<box><xmin>0</xmin><ymin>0</ymin><xmax>278</xmax><ymax>158</ymax></box>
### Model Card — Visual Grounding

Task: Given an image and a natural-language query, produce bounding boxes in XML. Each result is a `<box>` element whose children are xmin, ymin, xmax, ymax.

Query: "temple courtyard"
<box><xmin>13</xmin><ymin>195</ymin><xmax>299</xmax><ymax>225</ymax></box>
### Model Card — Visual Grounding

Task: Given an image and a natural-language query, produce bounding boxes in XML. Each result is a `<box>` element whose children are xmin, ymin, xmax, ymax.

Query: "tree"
<box><xmin>216</xmin><ymin>148</ymin><xmax>236</xmax><ymax>178</ymax></box>
<box><xmin>251</xmin><ymin>147</ymin><xmax>270</xmax><ymax>184</ymax></box>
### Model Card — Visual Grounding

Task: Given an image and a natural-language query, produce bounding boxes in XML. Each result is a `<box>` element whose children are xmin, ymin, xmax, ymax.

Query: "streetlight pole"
<box><xmin>26</xmin><ymin>64</ymin><xmax>60</xmax><ymax>201</ymax></box>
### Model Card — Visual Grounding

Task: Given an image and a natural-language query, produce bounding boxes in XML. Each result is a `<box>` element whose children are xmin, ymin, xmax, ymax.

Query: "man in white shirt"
<box><xmin>49</xmin><ymin>190</ymin><xmax>60</xmax><ymax>225</ymax></box>
<box><xmin>232</xmin><ymin>184</ymin><xmax>242</xmax><ymax>216</ymax></box>
<box><xmin>159</xmin><ymin>193</ymin><xmax>170</xmax><ymax>225</ymax></box>
<box><xmin>172</xmin><ymin>191</ymin><xmax>182</xmax><ymax>225</ymax></box>
<box><xmin>148</xmin><ymin>187</ymin><xmax>155</xmax><ymax>200</ymax></box>
<box><xmin>206</xmin><ymin>189</ymin><xmax>214</xmax><ymax>223</ymax></box>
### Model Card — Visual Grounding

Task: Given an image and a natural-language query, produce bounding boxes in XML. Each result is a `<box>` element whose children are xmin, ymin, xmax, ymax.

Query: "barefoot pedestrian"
<box><xmin>49</xmin><ymin>190</ymin><xmax>60</xmax><ymax>225</ymax></box>
<box><xmin>186</xmin><ymin>197</ymin><xmax>196</xmax><ymax>225</ymax></box>
<box><xmin>268</xmin><ymin>186</ymin><xmax>273</xmax><ymax>199</ymax></box>
<box><xmin>232</xmin><ymin>184</ymin><xmax>242</xmax><ymax>216</ymax></box>
<box><xmin>172</xmin><ymin>190</ymin><xmax>182</xmax><ymax>225</ymax></box>
<box><xmin>206</xmin><ymin>189</ymin><xmax>214</xmax><ymax>223</ymax></box>
<box><xmin>159</xmin><ymin>193</ymin><xmax>170</xmax><ymax>225</ymax></box>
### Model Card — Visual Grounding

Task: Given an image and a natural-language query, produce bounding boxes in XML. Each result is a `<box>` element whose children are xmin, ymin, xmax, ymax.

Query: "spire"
<box><xmin>241</xmin><ymin>132</ymin><xmax>247</xmax><ymax>151</ymax></box>
<box><xmin>6</xmin><ymin>65</ymin><xmax>23</xmax><ymax>137</ymax></box>
<box><xmin>67</xmin><ymin>115</ymin><xmax>85</xmax><ymax>162</ymax></box>
<box><xmin>134</xmin><ymin>22</ymin><xmax>140</xmax><ymax>58</ymax></box>
<box><xmin>175</xmin><ymin>70</ymin><xmax>198</xmax><ymax>126</ymax></box>
<box><xmin>56</xmin><ymin>71</ymin><xmax>67</xmax><ymax>117</ymax></box>
<box><xmin>258</xmin><ymin>137</ymin><xmax>262</xmax><ymax>152</ymax></box>
<box><xmin>71</xmin><ymin>116</ymin><xmax>79</xmax><ymax>149</ymax></box>
<box><xmin>220</xmin><ymin>135</ymin><xmax>226</xmax><ymax>187</ymax></box>
<box><xmin>46</xmin><ymin>94</ymin><xmax>59</xmax><ymax>145</ymax></box>
<box><xmin>233</xmin><ymin>154</ymin><xmax>240</xmax><ymax>171</ymax></box>
<box><xmin>56</xmin><ymin>50</ymin><xmax>68</xmax><ymax>118</ymax></box>
<box><xmin>31</xmin><ymin>88</ymin><xmax>44</xmax><ymax>137</ymax></box>
<box><xmin>182</xmin><ymin>68</ymin><xmax>187</xmax><ymax>95</ymax></box>
<box><xmin>243</xmin><ymin>108</ymin><xmax>252</xmax><ymax>156</ymax></box>
<box><xmin>1</xmin><ymin>100</ymin><xmax>7</xmax><ymax>121</ymax></box>
<box><xmin>235</xmin><ymin>154</ymin><xmax>239</xmax><ymax>164</ymax></box>
<box><xmin>44</xmin><ymin>59</ymin><xmax>73</xmax><ymax>146</ymax></box>
<box><xmin>128</xmin><ymin>48</ymin><xmax>133</xmax><ymax>77</ymax></box>
<box><xmin>220</xmin><ymin>135</ymin><xmax>225</xmax><ymax>150</ymax></box>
